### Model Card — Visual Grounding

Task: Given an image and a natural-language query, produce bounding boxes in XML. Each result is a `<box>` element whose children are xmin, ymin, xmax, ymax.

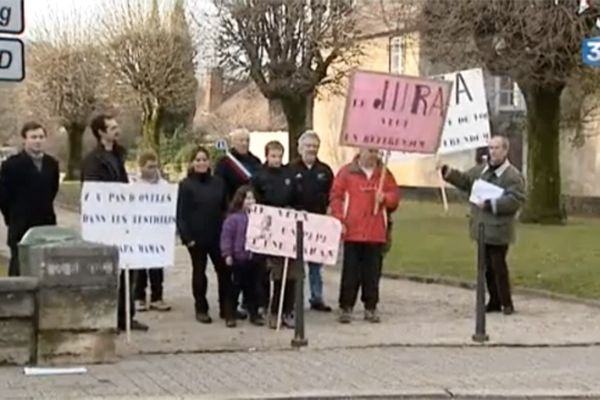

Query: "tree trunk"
<box><xmin>280</xmin><ymin>93</ymin><xmax>313</xmax><ymax>160</ymax></box>
<box><xmin>142</xmin><ymin>100</ymin><xmax>162</xmax><ymax>156</ymax></box>
<box><xmin>519</xmin><ymin>84</ymin><xmax>565</xmax><ymax>224</ymax></box>
<box><xmin>64</xmin><ymin>123</ymin><xmax>85</xmax><ymax>181</ymax></box>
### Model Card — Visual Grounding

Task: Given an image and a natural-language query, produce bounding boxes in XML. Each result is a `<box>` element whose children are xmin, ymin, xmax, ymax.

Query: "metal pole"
<box><xmin>291</xmin><ymin>220</ymin><xmax>308</xmax><ymax>348</ymax></box>
<box><xmin>472</xmin><ymin>222</ymin><xmax>489</xmax><ymax>343</ymax></box>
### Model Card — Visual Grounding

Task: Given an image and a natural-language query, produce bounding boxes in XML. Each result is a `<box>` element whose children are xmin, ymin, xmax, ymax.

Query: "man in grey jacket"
<box><xmin>437</xmin><ymin>135</ymin><xmax>525</xmax><ymax>315</ymax></box>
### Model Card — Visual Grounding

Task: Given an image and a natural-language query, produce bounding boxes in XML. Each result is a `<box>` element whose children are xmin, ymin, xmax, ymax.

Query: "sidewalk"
<box><xmin>2</xmin><ymin>346</ymin><xmax>600</xmax><ymax>399</ymax></box>
<box><xmin>2</xmin><ymin>208</ymin><xmax>600</xmax><ymax>356</ymax></box>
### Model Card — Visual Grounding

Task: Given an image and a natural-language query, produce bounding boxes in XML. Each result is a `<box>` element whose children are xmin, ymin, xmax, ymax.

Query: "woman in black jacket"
<box><xmin>176</xmin><ymin>146</ymin><xmax>235</xmax><ymax>327</ymax></box>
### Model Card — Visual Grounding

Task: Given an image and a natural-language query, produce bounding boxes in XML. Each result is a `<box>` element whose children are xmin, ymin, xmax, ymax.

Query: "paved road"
<box><xmin>2</xmin><ymin>346</ymin><xmax>600</xmax><ymax>399</ymax></box>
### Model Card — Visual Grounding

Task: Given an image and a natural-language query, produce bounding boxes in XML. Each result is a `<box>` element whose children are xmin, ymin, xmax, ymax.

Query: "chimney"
<box><xmin>203</xmin><ymin>67</ymin><xmax>223</xmax><ymax>112</ymax></box>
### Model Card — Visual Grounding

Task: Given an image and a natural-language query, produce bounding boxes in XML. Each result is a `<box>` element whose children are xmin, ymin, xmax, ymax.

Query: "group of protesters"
<box><xmin>0</xmin><ymin>113</ymin><xmax>524</xmax><ymax>333</ymax></box>
<box><xmin>176</xmin><ymin>127</ymin><xmax>400</xmax><ymax>328</ymax></box>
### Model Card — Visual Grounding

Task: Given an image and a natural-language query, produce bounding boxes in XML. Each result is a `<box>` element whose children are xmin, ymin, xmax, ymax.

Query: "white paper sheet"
<box><xmin>24</xmin><ymin>367</ymin><xmax>87</xmax><ymax>376</ymax></box>
<box><xmin>469</xmin><ymin>179</ymin><xmax>504</xmax><ymax>205</ymax></box>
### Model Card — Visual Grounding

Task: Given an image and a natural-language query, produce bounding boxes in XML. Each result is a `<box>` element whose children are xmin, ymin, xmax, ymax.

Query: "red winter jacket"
<box><xmin>330</xmin><ymin>158</ymin><xmax>400</xmax><ymax>244</ymax></box>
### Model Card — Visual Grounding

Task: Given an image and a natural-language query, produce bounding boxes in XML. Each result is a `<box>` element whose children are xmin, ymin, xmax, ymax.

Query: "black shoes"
<box><xmin>196</xmin><ymin>313</ymin><xmax>213</xmax><ymax>324</ymax></box>
<box><xmin>118</xmin><ymin>319</ymin><xmax>149</xmax><ymax>332</ymax></box>
<box><xmin>485</xmin><ymin>303</ymin><xmax>502</xmax><ymax>313</ymax></box>
<box><xmin>486</xmin><ymin>303</ymin><xmax>515</xmax><ymax>315</ymax></box>
<box><xmin>310</xmin><ymin>302</ymin><xmax>332</xmax><ymax>312</ymax></box>
<box><xmin>250</xmin><ymin>315</ymin><xmax>265</xmax><ymax>326</ymax></box>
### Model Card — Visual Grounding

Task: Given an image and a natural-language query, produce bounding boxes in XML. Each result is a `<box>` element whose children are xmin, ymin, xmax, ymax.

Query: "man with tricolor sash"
<box><xmin>215</xmin><ymin>128</ymin><xmax>263</xmax><ymax>318</ymax></box>
<box><xmin>215</xmin><ymin>129</ymin><xmax>262</xmax><ymax>202</ymax></box>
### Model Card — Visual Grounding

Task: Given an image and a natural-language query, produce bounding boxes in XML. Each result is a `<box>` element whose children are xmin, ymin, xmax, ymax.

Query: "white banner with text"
<box><xmin>81</xmin><ymin>182</ymin><xmax>178</xmax><ymax>270</ymax></box>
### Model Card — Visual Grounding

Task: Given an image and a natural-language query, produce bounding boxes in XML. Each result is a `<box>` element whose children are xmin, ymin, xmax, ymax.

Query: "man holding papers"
<box><xmin>437</xmin><ymin>136</ymin><xmax>525</xmax><ymax>315</ymax></box>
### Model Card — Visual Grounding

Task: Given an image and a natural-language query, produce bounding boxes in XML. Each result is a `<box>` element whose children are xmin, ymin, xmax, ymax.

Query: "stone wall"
<box><xmin>21</xmin><ymin>240</ymin><xmax>119</xmax><ymax>365</ymax></box>
<box><xmin>0</xmin><ymin>278</ymin><xmax>39</xmax><ymax>365</ymax></box>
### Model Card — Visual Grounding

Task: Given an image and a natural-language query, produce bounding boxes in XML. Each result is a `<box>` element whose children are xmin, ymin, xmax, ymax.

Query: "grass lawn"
<box><xmin>385</xmin><ymin>201</ymin><xmax>600</xmax><ymax>299</ymax></box>
<box><xmin>0</xmin><ymin>264</ymin><xmax>6</xmax><ymax>277</ymax></box>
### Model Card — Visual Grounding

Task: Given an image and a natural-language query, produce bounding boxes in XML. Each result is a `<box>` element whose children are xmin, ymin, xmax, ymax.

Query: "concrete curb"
<box><xmin>383</xmin><ymin>272</ymin><xmax>600</xmax><ymax>309</ymax></box>
<box><xmin>81</xmin><ymin>390</ymin><xmax>600</xmax><ymax>400</ymax></box>
<box><xmin>121</xmin><ymin>338</ymin><xmax>600</xmax><ymax>361</ymax></box>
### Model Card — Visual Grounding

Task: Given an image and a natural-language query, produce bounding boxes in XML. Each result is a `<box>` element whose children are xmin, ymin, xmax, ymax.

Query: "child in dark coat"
<box><xmin>251</xmin><ymin>140</ymin><xmax>302</xmax><ymax>329</ymax></box>
<box><xmin>220</xmin><ymin>185</ymin><xmax>265</xmax><ymax>326</ymax></box>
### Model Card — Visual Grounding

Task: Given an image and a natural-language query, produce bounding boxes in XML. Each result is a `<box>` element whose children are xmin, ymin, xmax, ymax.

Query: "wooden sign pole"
<box><xmin>374</xmin><ymin>150</ymin><xmax>392</xmax><ymax>215</ymax></box>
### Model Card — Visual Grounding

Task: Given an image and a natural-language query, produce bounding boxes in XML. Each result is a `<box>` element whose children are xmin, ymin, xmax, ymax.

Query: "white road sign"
<box><xmin>0</xmin><ymin>0</ymin><xmax>24</xmax><ymax>34</ymax></box>
<box><xmin>0</xmin><ymin>37</ymin><xmax>24</xmax><ymax>81</ymax></box>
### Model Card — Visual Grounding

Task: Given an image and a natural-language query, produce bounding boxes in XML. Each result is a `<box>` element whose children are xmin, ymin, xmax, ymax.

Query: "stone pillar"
<box><xmin>0</xmin><ymin>277</ymin><xmax>39</xmax><ymax>365</ymax></box>
<box><xmin>20</xmin><ymin>228</ymin><xmax>119</xmax><ymax>365</ymax></box>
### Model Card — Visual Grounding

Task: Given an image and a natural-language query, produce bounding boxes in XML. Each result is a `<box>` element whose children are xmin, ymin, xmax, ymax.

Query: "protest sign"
<box><xmin>81</xmin><ymin>182</ymin><xmax>178</xmax><ymax>270</ymax></box>
<box><xmin>390</xmin><ymin>68</ymin><xmax>491</xmax><ymax>161</ymax></box>
<box><xmin>245</xmin><ymin>205</ymin><xmax>342</xmax><ymax>265</ymax></box>
<box><xmin>340</xmin><ymin>70</ymin><xmax>451</xmax><ymax>153</ymax></box>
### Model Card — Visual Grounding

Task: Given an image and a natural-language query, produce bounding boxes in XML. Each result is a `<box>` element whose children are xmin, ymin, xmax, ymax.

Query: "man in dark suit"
<box><xmin>81</xmin><ymin>113</ymin><xmax>148</xmax><ymax>332</ymax></box>
<box><xmin>0</xmin><ymin>122</ymin><xmax>59</xmax><ymax>277</ymax></box>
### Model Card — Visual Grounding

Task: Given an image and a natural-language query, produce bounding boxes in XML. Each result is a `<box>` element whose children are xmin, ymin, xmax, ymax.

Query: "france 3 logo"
<box><xmin>582</xmin><ymin>37</ymin><xmax>600</xmax><ymax>67</ymax></box>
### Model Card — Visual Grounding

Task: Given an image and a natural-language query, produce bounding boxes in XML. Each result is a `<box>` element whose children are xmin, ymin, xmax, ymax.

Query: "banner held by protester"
<box><xmin>81</xmin><ymin>182</ymin><xmax>178</xmax><ymax>270</ymax></box>
<box><xmin>340</xmin><ymin>69</ymin><xmax>451</xmax><ymax>154</ymax></box>
<box><xmin>245</xmin><ymin>205</ymin><xmax>342</xmax><ymax>266</ymax></box>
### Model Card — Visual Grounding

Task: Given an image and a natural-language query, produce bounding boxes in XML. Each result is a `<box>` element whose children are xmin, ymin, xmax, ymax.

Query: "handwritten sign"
<box><xmin>80</xmin><ymin>182</ymin><xmax>178</xmax><ymax>270</ymax></box>
<box><xmin>390</xmin><ymin>68</ymin><xmax>490</xmax><ymax>162</ymax></box>
<box><xmin>245</xmin><ymin>205</ymin><xmax>342</xmax><ymax>265</ymax></box>
<box><xmin>340</xmin><ymin>70</ymin><xmax>451</xmax><ymax>153</ymax></box>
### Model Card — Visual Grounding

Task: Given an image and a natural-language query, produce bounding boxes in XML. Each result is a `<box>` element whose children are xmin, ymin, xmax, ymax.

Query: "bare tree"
<box><xmin>101</xmin><ymin>0</ymin><xmax>198</xmax><ymax>156</ymax></box>
<box><xmin>377</xmin><ymin>0</ymin><xmax>600</xmax><ymax>224</ymax></box>
<box><xmin>25</xmin><ymin>11</ymin><xmax>106</xmax><ymax>180</ymax></box>
<box><xmin>212</xmin><ymin>0</ymin><xmax>362</xmax><ymax>157</ymax></box>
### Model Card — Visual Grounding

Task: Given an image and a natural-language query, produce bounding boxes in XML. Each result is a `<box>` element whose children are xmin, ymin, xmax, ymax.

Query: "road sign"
<box><xmin>582</xmin><ymin>37</ymin><xmax>600</xmax><ymax>67</ymax></box>
<box><xmin>0</xmin><ymin>0</ymin><xmax>24</xmax><ymax>34</ymax></box>
<box><xmin>215</xmin><ymin>139</ymin><xmax>228</xmax><ymax>151</ymax></box>
<box><xmin>0</xmin><ymin>37</ymin><xmax>24</xmax><ymax>81</ymax></box>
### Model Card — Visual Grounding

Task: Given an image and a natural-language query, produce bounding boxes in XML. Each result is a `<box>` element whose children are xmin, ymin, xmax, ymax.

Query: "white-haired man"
<box><xmin>289</xmin><ymin>130</ymin><xmax>334</xmax><ymax>312</ymax></box>
<box><xmin>438</xmin><ymin>135</ymin><xmax>525</xmax><ymax>315</ymax></box>
<box><xmin>215</xmin><ymin>128</ymin><xmax>262</xmax><ymax>201</ymax></box>
<box><xmin>215</xmin><ymin>128</ymin><xmax>263</xmax><ymax>320</ymax></box>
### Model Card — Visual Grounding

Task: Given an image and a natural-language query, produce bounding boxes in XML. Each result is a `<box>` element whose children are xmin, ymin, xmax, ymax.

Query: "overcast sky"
<box><xmin>21</xmin><ymin>0</ymin><xmax>217</xmax><ymax>73</ymax></box>
<box><xmin>23</xmin><ymin>0</ymin><xmax>215</xmax><ymax>36</ymax></box>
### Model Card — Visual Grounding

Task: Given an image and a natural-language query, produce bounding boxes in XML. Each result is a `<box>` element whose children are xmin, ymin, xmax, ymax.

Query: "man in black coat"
<box><xmin>215</xmin><ymin>128</ymin><xmax>262</xmax><ymax>201</ymax></box>
<box><xmin>215</xmin><ymin>128</ymin><xmax>262</xmax><ymax>317</ymax></box>
<box><xmin>289</xmin><ymin>130</ymin><xmax>334</xmax><ymax>312</ymax></box>
<box><xmin>81</xmin><ymin>114</ymin><xmax>148</xmax><ymax>332</ymax></box>
<box><xmin>0</xmin><ymin>122</ymin><xmax>59</xmax><ymax>277</ymax></box>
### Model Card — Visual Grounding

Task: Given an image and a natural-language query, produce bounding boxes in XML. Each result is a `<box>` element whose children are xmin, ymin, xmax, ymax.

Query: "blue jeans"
<box><xmin>308</xmin><ymin>262</ymin><xmax>324</xmax><ymax>305</ymax></box>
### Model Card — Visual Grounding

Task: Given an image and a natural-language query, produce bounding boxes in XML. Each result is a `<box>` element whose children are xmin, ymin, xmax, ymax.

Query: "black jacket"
<box><xmin>176</xmin><ymin>170</ymin><xmax>227</xmax><ymax>246</ymax></box>
<box><xmin>251</xmin><ymin>164</ymin><xmax>296</xmax><ymax>208</ymax></box>
<box><xmin>289</xmin><ymin>158</ymin><xmax>334</xmax><ymax>214</ymax></box>
<box><xmin>0</xmin><ymin>151</ymin><xmax>60</xmax><ymax>245</ymax></box>
<box><xmin>81</xmin><ymin>145</ymin><xmax>129</xmax><ymax>183</ymax></box>
<box><xmin>214</xmin><ymin>149</ymin><xmax>262</xmax><ymax>201</ymax></box>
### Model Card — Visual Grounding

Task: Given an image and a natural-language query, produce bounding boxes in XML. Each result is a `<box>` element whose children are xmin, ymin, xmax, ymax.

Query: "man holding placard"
<box><xmin>330</xmin><ymin>148</ymin><xmax>400</xmax><ymax>324</ymax></box>
<box><xmin>81</xmin><ymin>114</ymin><xmax>148</xmax><ymax>332</ymax></box>
<box><xmin>438</xmin><ymin>135</ymin><xmax>525</xmax><ymax>315</ymax></box>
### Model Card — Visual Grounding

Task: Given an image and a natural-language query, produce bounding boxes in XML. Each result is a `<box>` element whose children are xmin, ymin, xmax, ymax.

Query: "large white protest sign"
<box><xmin>245</xmin><ymin>205</ymin><xmax>342</xmax><ymax>265</ymax></box>
<box><xmin>81</xmin><ymin>182</ymin><xmax>178</xmax><ymax>270</ymax></box>
<box><xmin>390</xmin><ymin>68</ymin><xmax>491</xmax><ymax>161</ymax></box>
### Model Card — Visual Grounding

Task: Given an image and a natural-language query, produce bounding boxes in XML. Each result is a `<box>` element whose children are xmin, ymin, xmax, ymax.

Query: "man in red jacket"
<box><xmin>330</xmin><ymin>148</ymin><xmax>400</xmax><ymax>324</ymax></box>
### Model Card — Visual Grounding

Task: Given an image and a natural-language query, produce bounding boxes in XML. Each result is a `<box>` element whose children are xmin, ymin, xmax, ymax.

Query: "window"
<box><xmin>389</xmin><ymin>36</ymin><xmax>403</xmax><ymax>74</ymax></box>
<box><xmin>498</xmin><ymin>76</ymin><xmax>516</xmax><ymax>107</ymax></box>
<box><xmin>493</xmin><ymin>75</ymin><xmax>524</xmax><ymax>112</ymax></box>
